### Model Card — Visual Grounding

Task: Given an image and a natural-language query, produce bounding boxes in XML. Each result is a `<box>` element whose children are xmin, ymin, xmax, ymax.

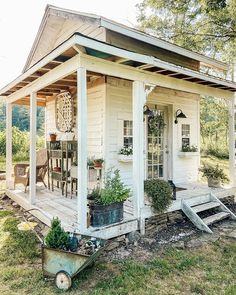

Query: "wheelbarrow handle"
<box><xmin>23</xmin><ymin>208</ymin><xmax>45</xmax><ymax>244</ymax></box>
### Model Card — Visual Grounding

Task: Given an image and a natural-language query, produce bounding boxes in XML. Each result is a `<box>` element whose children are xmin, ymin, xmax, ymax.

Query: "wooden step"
<box><xmin>185</xmin><ymin>194</ymin><xmax>211</xmax><ymax>207</ymax></box>
<box><xmin>203</xmin><ymin>212</ymin><xmax>230</xmax><ymax>226</ymax></box>
<box><xmin>192</xmin><ymin>201</ymin><xmax>220</xmax><ymax>213</ymax></box>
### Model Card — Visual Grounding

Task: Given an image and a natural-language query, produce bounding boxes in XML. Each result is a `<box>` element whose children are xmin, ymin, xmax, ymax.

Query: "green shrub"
<box><xmin>44</xmin><ymin>217</ymin><xmax>69</xmax><ymax>250</ymax></box>
<box><xmin>144</xmin><ymin>179</ymin><xmax>172</xmax><ymax>213</ymax></box>
<box><xmin>202</xmin><ymin>144</ymin><xmax>229</xmax><ymax>159</ymax></box>
<box><xmin>95</xmin><ymin>169</ymin><xmax>130</xmax><ymax>205</ymax></box>
<box><xmin>0</xmin><ymin>127</ymin><xmax>45</xmax><ymax>161</ymax></box>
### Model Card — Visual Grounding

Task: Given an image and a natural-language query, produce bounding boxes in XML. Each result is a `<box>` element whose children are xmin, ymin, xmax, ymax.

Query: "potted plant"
<box><xmin>199</xmin><ymin>164</ymin><xmax>229</xmax><ymax>188</ymax></box>
<box><xmin>178</xmin><ymin>145</ymin><xmax>199</xmax><ymax>157</ymax></box>
<box><xmin>89</xmin><ymin>169</ymin><xmax>130</xmax><ymax>227</ymax></box>
<box><xmin>118</xmin><ymin>146</ymin><xmax>133</xmax><ymax>162</ymax></box>
<box><xmin>93</xmin><ymin>158</ymin><xmax>104</xmax><ymax>168</ymax></box>
<box><xmin>49</xmin><ymin>132</ymin><xmax>57</xmax><ymax>142</ymax></box>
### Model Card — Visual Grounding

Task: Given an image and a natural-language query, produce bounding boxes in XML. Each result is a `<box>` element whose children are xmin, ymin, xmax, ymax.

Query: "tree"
<box><xmin>0</xmin><ymin>98</ymin><xmax>45</xmax><ymax>135</ymax></box>
<box><xmin>136</xmin><ymin>0</ymin><xmax>236</xmax><ymax>72</ymax></box>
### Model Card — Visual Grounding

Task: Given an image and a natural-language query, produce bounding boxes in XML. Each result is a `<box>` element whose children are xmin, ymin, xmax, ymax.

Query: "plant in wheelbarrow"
<box><xmin>44</xmin><ymin>217</ymin><xmax>69</xmax><ymax>250</ymax></box>
<box><xmin>43</xmin><ymin>217</ymin><xmax>107</xmax><ymax>291</ymax></box>
<box><xmin>89</xmin><ymin>169</ymin><xmax>131</xmax><ymax>227</ymax></box>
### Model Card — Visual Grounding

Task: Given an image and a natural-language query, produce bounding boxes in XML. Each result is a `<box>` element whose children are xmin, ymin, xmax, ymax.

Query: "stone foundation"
<box><xmin>145</xmin><ymin>210</ymin><xmax>186</xmax><ymax>233</ymax></box>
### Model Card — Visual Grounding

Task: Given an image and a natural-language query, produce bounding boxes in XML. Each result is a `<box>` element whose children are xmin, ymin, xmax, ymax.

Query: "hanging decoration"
<box><xmin>147</xmin><ymin>107</ymin><xmax>166</xmax><ymax>137</ymax></box>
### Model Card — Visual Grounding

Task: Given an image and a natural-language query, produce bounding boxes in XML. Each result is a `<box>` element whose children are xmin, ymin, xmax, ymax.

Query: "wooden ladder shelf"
<box><xmin>181</xmin><ymin>193</ymin><xmax>236</xmax><ymax>233</ymax></box>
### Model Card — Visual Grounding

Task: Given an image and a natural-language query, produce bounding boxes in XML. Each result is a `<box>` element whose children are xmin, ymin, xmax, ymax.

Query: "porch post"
<box><xmin>29</xmin><ymin>92</ymin><xmax>37</xmax><ymax>204</ymax></box>
<box><xmin>132</xmin><ymin>81</ymin><xmax>146</xmax><ymax>234</ymax></box>
<box><xmin>228</xmin><ymin>96</ymin><xmax>236</xmax><ymax>186</ymax></box>
<box><xmin>6</xmin><ymin>101</ymin><xmax>12</xmax><ymax>188</ymax></box>
<box><xmin>77</xmin><ymin>66</ymin><xmax>87</xmax><ymax>233</ymax></box>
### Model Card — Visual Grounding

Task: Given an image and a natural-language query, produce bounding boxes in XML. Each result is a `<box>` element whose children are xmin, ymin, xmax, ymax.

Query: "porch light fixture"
<box><xmin>143</xmin><ymin>105</ymin><xmax>154</xmax><ymax>117</ymax></box>
<box><xmin>174</xmin><ymin>109</ymin><xmax>187</xmax><ymax>124</ymax></box>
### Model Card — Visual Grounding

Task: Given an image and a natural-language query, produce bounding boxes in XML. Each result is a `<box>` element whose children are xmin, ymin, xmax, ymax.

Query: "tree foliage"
<box><xmin>0</xmin><ymin>99</ymin><xmax>45</xmax><ymax>135</ymax></box>
<box><xmin>136</xmin><ymin>1</ymin><xmax>233</xmax><ymax>160</ymax></box>
<box><xmin>136</xmin><ymin>0</ymin><xmax>236</xmax><ymax>72</ymax></box>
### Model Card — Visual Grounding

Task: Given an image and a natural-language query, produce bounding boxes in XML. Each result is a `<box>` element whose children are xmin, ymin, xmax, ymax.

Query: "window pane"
<box><xmin>182</xmin><ymin>124</ymin><xmax>190</xmax><ymax>137</ymax></box>
<box><xmin>123</xmin><ymin>120</ymin><xmax>133</xmax><ymax>146</ymax></box>
<box><xmin>159</xmin><ymin>165</ymin><xmax>163</xmax><ymax>177</ymax></box>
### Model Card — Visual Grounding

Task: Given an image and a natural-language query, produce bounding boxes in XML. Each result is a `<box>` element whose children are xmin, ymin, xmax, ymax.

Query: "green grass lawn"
<box><xmin>0</xmin><ymin>210</ymin><xmax>235</xmax><ymax>295</ymax></box>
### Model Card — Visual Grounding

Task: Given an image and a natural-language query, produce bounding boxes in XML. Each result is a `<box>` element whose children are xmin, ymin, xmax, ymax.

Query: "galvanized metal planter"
<box><xmin>90</xmin><ymin>202</ymin><xmax>124</xmax><ymax>227</ymax></box>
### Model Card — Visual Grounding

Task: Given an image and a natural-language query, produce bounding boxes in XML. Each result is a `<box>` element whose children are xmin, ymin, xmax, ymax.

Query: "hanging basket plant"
<box><xmin>148</xmin><ymin>113</ymin><xmax>166</xmax><ymax>137</ymax></box>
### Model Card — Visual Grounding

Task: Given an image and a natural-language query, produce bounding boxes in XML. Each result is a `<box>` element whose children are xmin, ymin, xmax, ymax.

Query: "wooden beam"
<box><xmin>138</xmin><ymin>64</ymin><xmax>154</xmax><ymax>70</ymax></box>
<box><xmin>14</xmin><ymin>100</ymin><xmax>46</xmax><ymax>107</ymax></box>
<box><xmin>51</xmin><ymin>81</ymin><xmax>77</xmax><ymax>87</ymax></box>
<box><xmin>80</xmin><ymin>54</ymin><xmax>234</xmax><ymax>99</ymax></box>
<box><xmin>6</xmin><ymin>102</ymin><xmax>12</xmax><ymax>187</ymax></box>
<box><xmin>8</xmin><ymin>55</ymin><xmax>79</xmax><ymax>103</ymax></box>
<box><xmin>77</xmin><ymin>66</ymin><xmax>88</xmax><ymax>233</ymax></box>
<box><xmin>29</xmin><ymin>92</ymin><xmax>37</xmax><ymax>204</ymax></box>
<box><xmin>0</xmin><ymin>34</ymin><xmax>78</xmax><ymax>96</ymax></box>
<box><xmin>132</xmin><ymin>81</ymin><xmax>146</xmax><ymax>235</ymax></box>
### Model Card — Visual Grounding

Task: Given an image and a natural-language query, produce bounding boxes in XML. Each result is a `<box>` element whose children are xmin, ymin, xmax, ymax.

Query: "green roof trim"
<box><xmin>86</xmin><ymin>48</ymin><xmax>112</xmax><ymax>59</ymax></box>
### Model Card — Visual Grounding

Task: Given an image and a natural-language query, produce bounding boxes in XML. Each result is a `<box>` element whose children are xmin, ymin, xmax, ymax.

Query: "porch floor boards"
<box><xmin>5</xmin><ymin>181</ymin><xmax>236</xmax><ymax>237</ymax></box>
<box><xmin>175</xmin><ymin>182</ymin><xmax>236</xmax><ymax>200</ymax></box>
<box><xmin>6</xmin><ymin>184</ymin><xmax>135</xmax><ymax>234</ymax></box>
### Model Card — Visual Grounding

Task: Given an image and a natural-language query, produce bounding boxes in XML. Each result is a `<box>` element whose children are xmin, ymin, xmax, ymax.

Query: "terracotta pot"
<box><xmin>207</xmin><ymin>177</ymin><xmax>221</xmax><ymax>188</ymax></box>
<box><xmin>50</xmin><ymin>134</ymin><xmax>57</xmax><ymax>142</ymax></box>
<box><xmin>93</xmin><ymin>161</ymin><xmax>103</xmax><ymax>168</ymax></box>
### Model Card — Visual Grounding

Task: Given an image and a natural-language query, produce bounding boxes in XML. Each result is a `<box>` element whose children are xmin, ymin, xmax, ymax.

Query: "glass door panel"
<box><xmin>147</xmin><ymin>110</ymin><xmax>165</xmax><ymax>179</ymax></box>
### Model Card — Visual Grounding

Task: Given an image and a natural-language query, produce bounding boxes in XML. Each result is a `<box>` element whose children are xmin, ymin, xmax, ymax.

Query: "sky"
<box><xmin>0</xmin><ymin>0</ymin><xmax>141</xmax><ymax>89</ymax></box>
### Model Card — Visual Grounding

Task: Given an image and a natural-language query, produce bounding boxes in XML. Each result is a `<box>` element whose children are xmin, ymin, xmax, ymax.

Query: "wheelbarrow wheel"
<box><xmin>55</xmin><ymin>271</ymin><xmax>72</xmax><ymax>290</ymax></box>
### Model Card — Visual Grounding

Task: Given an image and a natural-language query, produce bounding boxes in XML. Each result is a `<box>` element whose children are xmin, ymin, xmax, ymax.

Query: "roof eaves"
<box><xmin>100</xmin><ymin>18</ymin><xmax>228</xmax><ymax>71</ymax></box>
<box><xmin>22</xmin><ymin>5</ymin><xmax>52</xmax><ymax>73</ymax></box>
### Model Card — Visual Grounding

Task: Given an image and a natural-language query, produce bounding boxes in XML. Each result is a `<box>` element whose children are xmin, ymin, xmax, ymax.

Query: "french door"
<box><xmin>146</xmin><ymin>107</ymin><xmax>168</xmax><ymax>180</ymax></box>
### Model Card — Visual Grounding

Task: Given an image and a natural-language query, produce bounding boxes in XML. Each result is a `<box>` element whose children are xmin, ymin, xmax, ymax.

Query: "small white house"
<box><xmin>1</xmin><ymin>5</ymin><xmax>236</xmax><ymax>238</ymax></box>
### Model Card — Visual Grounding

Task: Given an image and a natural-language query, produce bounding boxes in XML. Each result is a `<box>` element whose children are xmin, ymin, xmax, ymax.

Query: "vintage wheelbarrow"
<box><xmin>42</xmin><ymin>238</ymin><xmax>106</xmax><ymax>290</ymax></box>
<box><xmin>23</xmin><ymin>209</ymin><xmax>107</xmax><ymax>290</ymax></box>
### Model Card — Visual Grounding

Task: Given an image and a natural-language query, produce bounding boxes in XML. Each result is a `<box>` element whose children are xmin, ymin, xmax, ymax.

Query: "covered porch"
<box><xmin>1</xmin><ymin>33</ymin><xmax>236</xmax><ymax>238</ymax></box>
<box><xmin>5</xmin><ymin>181</ymin><xmax>236</xmax><ymax>239</ymax></box>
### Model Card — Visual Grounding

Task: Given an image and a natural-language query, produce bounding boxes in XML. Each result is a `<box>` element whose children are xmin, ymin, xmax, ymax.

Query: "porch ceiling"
<box><xmin>1</xmin><ymin>33</ymin><xmax>236</xmax><ymax>105</ymax></box>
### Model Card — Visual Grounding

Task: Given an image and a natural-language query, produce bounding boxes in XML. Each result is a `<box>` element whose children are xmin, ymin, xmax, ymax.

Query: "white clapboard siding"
<box><xmin>45</xmin><ymin>81</ymin><xmax>106</xmax><ymax>158</ymax></box>
<box><xmin>29</xmin><ymin>15</ymin><xmax>106</xmax><ymax>68</ymax></box>
<box><xmin>105</xmin><ymin>77</ymin><xmax>200</xmax><ymax>186</ymax></box>
<box><xmin>105</xmin><ymin>77</ymin><xmax>133</xmax><ymax>187</ymax></box>
<box><xmin>53</xmin><ymin>20</ymin><xmax>105</xmax><ymax>48</ymax></box>
<box><xmin>45</xmin><ymin>76</ymin><xmax>200</xmax><ymax>186</ymax></box>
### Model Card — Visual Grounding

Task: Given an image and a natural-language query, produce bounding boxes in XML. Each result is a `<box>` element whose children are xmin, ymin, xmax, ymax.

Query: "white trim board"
<box><xmin>23</xmin><ymin>5</ymin><xmax>228</xmax><ymax>72</ymax></box>
<box><xmin>1</xmin><ymin>33</ymin><xmax>236</xmax><ymax>101</ymax></box>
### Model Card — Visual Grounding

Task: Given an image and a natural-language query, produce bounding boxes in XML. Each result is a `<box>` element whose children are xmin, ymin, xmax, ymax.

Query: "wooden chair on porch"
<box><xmin>14</xmin><ymin>148</ymin><xmax>48</xmax><ymax>192</ymax></box>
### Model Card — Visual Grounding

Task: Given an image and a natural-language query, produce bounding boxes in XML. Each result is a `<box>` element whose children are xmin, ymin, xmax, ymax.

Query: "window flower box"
<box><xmin>118</xmin><ymin>154</ymin><xmax>133</xmax><ymax>162</ymax></box>
<box><xmin>118</xmin><ymin>146</ymin><xmax>133</xmax><ymax>162</ymax></box>
<box><xmin>178</xmin><ymin>151</ymin><xmax>200</xmax><ymax>158</ymax></box>
<box><xmin>178</xmin><ymin>145</ymin><xmax>199</xmax><ymax>158</ymax></box>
